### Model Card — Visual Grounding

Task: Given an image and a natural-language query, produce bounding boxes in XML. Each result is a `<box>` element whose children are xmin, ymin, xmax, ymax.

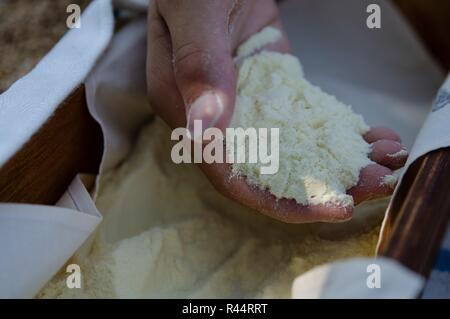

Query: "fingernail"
<box><xmin>187</xmin><ymin>91</ymin><xmax>223</xmax><ymax>140</ymax></box>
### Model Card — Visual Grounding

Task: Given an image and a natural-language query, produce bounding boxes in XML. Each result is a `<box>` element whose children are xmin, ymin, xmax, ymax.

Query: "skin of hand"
<box><xmin>146</xmin><ymin>0</ymin><xmax>408</xmax><ymax>223</ymax></box>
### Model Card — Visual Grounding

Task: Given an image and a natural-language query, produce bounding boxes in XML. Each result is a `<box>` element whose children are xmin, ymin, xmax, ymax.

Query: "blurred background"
<box><xmin>0</xmin><ymin>0</ymin><xmax>90</xmax><ymax>92</ymax></box>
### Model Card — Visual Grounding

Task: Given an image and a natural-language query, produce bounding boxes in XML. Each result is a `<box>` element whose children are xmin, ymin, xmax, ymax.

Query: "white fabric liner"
<box><xmin>0</xmin><ymin>0</ymin><xmax>448</xmax><ymax>298</ymax></box>
<box><xmin>0</xmin><ymin>0</ymin><xmax>114</xmax><ymax>167</ymax></box>
<box><xmin>292</xmin><ymin>257</ymin><xmax>423</xmax><ymax>299</ymax></box>
<box><xmin>0</xmin><ymin>176</ymin><xmax>102</xmax><ymax>298</ymax></box>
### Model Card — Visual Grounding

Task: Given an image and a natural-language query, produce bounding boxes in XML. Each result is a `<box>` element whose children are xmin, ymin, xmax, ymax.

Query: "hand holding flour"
<box><xmin>146</xmin><ymin>0</ymin><xmax>408</xmax><ymax>223</ymax></box>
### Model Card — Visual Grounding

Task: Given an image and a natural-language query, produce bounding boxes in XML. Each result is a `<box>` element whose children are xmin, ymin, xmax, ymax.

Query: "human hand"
<box><xmin>146</xmin><ymin>0</ymin><xmax>407</xmax><ymax>223</ymax></box>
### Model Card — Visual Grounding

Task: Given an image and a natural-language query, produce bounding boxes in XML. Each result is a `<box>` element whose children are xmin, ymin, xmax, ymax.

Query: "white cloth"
<box><xmin>292</xmin><ymin>257</ymin><xmax>424</xmax><ymax>299</ymax></box>
<box><xmin>406</xmin><ymin>74</ymin><xmax>450</xmax><ymax>165</ymax></box>
<box><xmin>0</xmin><ymin>0</ymin><xmax>114</xmax><ymax>167</ymax></box>
<box><xmin>0</xmin><ymin>176</ymin><xmax>102</xmax><ymax>298</ymax></box>
<box><xmin>85</xmin><ymin>19</ymin><xmax>151</xmax><ymax>177</ymax></box>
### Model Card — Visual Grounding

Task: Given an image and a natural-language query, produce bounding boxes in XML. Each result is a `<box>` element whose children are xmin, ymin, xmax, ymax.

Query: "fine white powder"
<box><xmin>382</xmin><ymin>170</ymin><xmax>401</xmax><ymax>188</ymax></box>
<box><xmin>38</xmin><ymin>119</ymin><xmax>382</xmax><ymax>299</ymax></box>
<box><xmin>236</xmin><ymin>26</ymin><xmax>282</xmax><ymax>59</ymax></box>
<box><xmin>229</xmin><ymin>28</ymin><xmax>372</xmax><ymax>207</ymax></box>
<box><xmin>382</xmin><ymin>175</ymin><xmax>398</xmax><ymax>188</ymax></box>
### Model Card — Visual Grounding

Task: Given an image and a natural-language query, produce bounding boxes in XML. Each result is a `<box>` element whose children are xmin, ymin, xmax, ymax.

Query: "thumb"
<box><xmin>160</xmin><ymin>1</ymin><xmax>236</xmax><ymax>138</ymax></box>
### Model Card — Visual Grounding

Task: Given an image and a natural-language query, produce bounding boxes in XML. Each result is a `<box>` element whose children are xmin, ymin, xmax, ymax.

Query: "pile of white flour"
<box><xmin>38</xmin><ymin>118</ymin><xmax>385</xmax><ymax>299</ymax></box>
<box><xmin>38</xmin><ymin>27</ymin><xmax>385</xmax><ymax>299</ymax></box>
<box><xmin>229</xmin><ymin>27</ymin><xmax>372</xmax><ymax>207</ymax></box>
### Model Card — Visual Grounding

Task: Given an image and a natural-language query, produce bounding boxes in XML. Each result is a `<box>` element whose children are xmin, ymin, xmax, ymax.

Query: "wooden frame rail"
<box><xmin>0</xmin><ymin>86</ymin><xmax>103</xmax><ymax>205</ymax></box>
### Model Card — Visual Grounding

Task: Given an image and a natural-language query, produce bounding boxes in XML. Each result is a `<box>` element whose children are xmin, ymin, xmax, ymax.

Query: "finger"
<box><xmin>347</xmin><ymin>163</ymin><xmax>394</xmax><ymax>205</ymax></box>
<box><xmin>147</xmin><ymin>3</ymin><xmax>185</xmax><ymax>128</ymax></box>
<box><xmin>158</xmin><ymin>0</ymin><xmax>237</xmax><ymax>137</ymax></box>
<box><xmin>200</xmin><ymin>162</ymin><xmax>353</xmax><ymax>224</ymax></box>
<box><xmin>363</xmin><ymin>126</ymin><xmax>402</xmax><ymax>144</ymax></box>
<box><xmin>369</xmin><ymin>139</ymin><xmax>408</xmax><ymax>170</ymax></box>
